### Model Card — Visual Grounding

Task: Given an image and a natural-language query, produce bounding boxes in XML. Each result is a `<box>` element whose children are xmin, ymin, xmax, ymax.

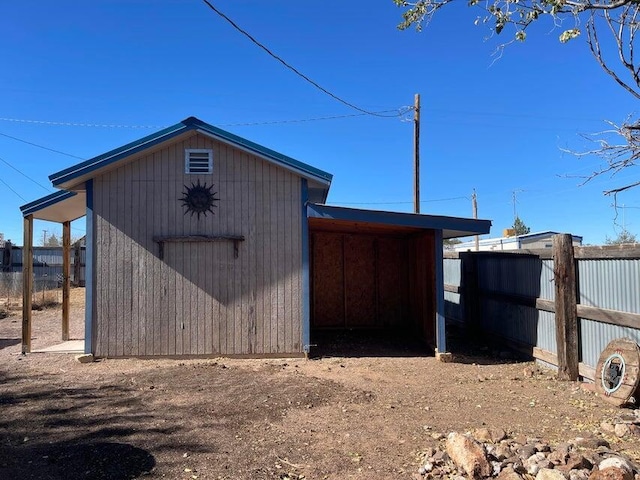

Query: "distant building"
<box><xmin>453</xmin><ymin>231</ymin><xmax>583</xmax><ymax>252</ymax></box>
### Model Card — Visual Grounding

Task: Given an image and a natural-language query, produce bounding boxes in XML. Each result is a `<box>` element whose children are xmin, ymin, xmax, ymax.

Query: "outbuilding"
<box><xmin>20</xmin><ymin>117</ymin><xmax>491</xmax><ymax>357</ymax></box>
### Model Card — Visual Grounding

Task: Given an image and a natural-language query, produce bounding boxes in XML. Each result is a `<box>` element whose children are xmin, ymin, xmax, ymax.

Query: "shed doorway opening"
<box><xmin>309</xmin><ymin>219</ymin><xmax>436</xmax><ymax>358</ymax></box>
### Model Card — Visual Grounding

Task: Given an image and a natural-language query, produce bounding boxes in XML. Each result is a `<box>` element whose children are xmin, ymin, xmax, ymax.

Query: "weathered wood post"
<box><xmin>1</xmin><ymin>239</ymin><xmax>11</xmax><ymax>271</ymax></box>
<box><xmin>62</xmin><ymin>221</ymin><xmax>70</xmax><ymax>341</ymax></box>
<box><xmin>553</xmin><ymin>234</ymin><xmax>579</xmax><ymax>381</ymax></box>
<box><xmin>73</xmin><ymin>240</ymin><xmax>81</xmax><ymax>286</ymax></box>
<box><xmin>22</xmin><ymin>215</ymin><xmax>33</xmax><ymax>354</ymax></box>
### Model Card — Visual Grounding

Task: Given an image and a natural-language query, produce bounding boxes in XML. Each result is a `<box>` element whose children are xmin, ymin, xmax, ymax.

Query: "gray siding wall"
<box><xmin>92</xmin><ymin>133</ymin><xmax>303</xmax><ymax>357</ymax></box>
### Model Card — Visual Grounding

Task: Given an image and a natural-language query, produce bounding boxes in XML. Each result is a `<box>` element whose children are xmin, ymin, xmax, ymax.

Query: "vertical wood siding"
<box><xmin>93</xmin><ymin>133</ymin><xmax>303</xmax><ymax>356</ymax></box>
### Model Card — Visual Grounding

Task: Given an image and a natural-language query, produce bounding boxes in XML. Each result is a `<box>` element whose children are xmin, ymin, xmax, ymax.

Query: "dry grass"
<box><xmin>0</xmin><ymin>286</ymin><xmax>84</xmax><ymax>311</ymax></box>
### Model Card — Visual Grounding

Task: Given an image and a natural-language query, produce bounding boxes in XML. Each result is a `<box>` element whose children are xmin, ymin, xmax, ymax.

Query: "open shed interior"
<box><xmin>309</xmin><ymin>217</ymin><xmax>436</xmax><ymax>356</ymax></box>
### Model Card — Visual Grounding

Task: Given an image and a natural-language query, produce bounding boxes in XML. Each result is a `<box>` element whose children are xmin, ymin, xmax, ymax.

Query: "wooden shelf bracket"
<box><xmin>153</xmin><ymin>234</ymin><xmax>245</xmax><ymax>260</ymax></box>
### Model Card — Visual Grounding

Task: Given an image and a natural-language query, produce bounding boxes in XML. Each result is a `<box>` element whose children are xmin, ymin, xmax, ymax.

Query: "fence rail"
<box><xmin>444</xmin><ymin>238</ymin><xmax>640</xmax><ymax>381</ymax></box>
<box><xmin>1</xmin><ymin>244</ymin><xmax>86</xmax><ymax>289</ymax></box>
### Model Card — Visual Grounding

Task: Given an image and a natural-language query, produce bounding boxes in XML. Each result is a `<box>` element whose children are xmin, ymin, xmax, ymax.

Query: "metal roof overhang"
<box><xmin>307</xmin><ymin>203</ymin><xmax>491</xmax><ymax>239</ymax></box>
<box><xmin>20</xmin><ymin>190</ymin><xmax>86</xmax><ymax>223</ymax></box>
<box><xmin>49</xmin><ymin>117</ymin><xmax>333</xmax><ymax>203</ymax></box>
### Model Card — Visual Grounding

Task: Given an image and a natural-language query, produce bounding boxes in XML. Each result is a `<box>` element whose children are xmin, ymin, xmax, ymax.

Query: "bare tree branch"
<box><xmin>587</xmin><ymin>12</ymin><xmax>640</xmax><ymax>99</ymax></box>
<box><xmin>395</xmin><ymin>0</ymin><xmax>640</xmax><ymax>195</ymax></box>
<box><xmin>604</xmin><ymin>180</ymin><xmax>640</xmax><ymax>195</ymax></box>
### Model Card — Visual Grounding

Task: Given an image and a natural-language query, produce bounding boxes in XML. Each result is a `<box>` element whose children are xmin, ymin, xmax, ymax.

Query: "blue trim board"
<box><xmin>49</xmin><ymin>122</ymin><xmax>187</xmax><ymax>185</ymax></box>
<box><xmin>50</xmin><ymin>116</ymin><xmax>333</xmax><ymax>188</ymax></box>
<box><xmin>307</xmin><ymin>203</ymin><xmax>491</xmax><ymax>236</ymax></box>
<box><xmin>84</xmin><ymin>180</ymin><xmax>94</xmax><ymax>355</ymax></box>
<box><xmin>20</xmin><ymin>190</ymin><xmax>77</xmax><ymax>217</ymax></box>
<box><xmin>300</xmin><ymin>179</ymin><xmax>311</xmax><ymax>354</ymax></box>
<box><xmin>434</xmin><ymin>229</ymin><xmax>446</xmax><ymax>353</ymax></box>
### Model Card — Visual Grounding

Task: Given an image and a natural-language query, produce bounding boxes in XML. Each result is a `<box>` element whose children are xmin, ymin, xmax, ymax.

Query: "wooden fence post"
<box><xmin>73</xmin><ymin>242</ymin><xmax>81</xmax><ymax>286</ymax></box>
<box><xmin>1</xmin><ymin>240</ymin><xmax>12</xmax><ymax>272</ymax></box>
<box><xmin>553</xmin><ymin>234</ymin><xmax>579</xmax><ymax>381</ymax></box>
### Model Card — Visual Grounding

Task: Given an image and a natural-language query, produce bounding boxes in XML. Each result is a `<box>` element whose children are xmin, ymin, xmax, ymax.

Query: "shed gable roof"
<box><xmin>49</xmin><ymin>116</ymin><xmax>333</xmax><ymax>193</ymax></box>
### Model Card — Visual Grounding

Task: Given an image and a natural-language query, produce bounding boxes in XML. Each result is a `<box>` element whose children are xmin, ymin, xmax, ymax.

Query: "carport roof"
<box><xmin>307</xmin><ymin>203</ymin><xmax>491</xmax><ymax>239</ymax></box>
<box><xmin>20</xmin><ymin>190</ymin><xmax>86</xmax><ymax>223</ymax></box>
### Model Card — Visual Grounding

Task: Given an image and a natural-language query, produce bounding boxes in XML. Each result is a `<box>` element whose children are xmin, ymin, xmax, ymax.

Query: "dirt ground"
<box><xmin>1</xmin><ymin>288</ymin><xmax>639</xmax><ymax>479</ymax></box>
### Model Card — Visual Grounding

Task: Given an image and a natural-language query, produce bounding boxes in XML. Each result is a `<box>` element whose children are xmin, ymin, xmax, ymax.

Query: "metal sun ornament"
<box><xmin>180</xmin><ymin>179</ymin><xmax>219</xmax><ymax>219</ymax></box>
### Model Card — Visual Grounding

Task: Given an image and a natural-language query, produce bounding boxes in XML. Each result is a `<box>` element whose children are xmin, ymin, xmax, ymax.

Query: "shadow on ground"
<box><xmin>0</xmin><ymin>338</ymin><xmax>20</xmax><ymax>350</ymax></box>
<box><xmin>446</xmin><ymin>322</ymin><xmax>529</xmax><ymax>366</ymax></box>
<box><xmin>310</xmin><ymin>328</ymin><xmax>434</xmax><ymax>358</ymax></box>
<box><xmin>0</xmin><ymin>440</ymin><xmax>155</xmax><ymax>480</ymax></box>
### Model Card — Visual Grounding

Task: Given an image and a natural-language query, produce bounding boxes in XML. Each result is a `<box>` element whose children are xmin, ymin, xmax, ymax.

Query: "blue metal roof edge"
<box><xmin>20</xmin><ymin>190</ymin><xmax>77</xmax><ymax>217</ymax></box>
<box><xmin>517</xmin><ymin>231</ymin><xmax>583</xmax><ymax>241</ymax></box>
<box><xmin>307</xmin><ymin>203</ymin><xmax>491</xmax><ymax>234</ymax></box>
<box><xmin>188</xmin><ymin>117</ymin><xmax>333</xmax><ymax>183</ymax></box>
<box><xmin>49</xmin><ymin>116</ymin><xmax>333</xmax><ymax>187</ymax></box>
<box><xmin>49</xmin><ymin>122</ymin><xmax>190</xmax><ymax>186</ymax></box>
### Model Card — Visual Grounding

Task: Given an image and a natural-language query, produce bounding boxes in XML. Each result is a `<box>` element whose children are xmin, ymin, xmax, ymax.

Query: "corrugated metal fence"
<box><xmin>0</xmin><ymin>244</ymin><xmax>86</xmax><ymax>299</ymax></box>
<box><xmin>444</xmin><ymin>242</ymin><xmax>640</xmax><ymax>380</ymax></box>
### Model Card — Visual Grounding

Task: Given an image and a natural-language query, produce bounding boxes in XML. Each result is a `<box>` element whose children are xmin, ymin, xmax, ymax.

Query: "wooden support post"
<box><xmin>22</xmin><ymin>215</ymin><xmax>33</xmax><ymax>354</ymax></box>
<box><xmin>553</xmin><ymin>234</ymin><xmax>579</xmax><ymax>381</ymax></box>
<box><xmin>62</xmin><ymin>221</ymin><xmax>71</xmax><ymax>341</ymax></box>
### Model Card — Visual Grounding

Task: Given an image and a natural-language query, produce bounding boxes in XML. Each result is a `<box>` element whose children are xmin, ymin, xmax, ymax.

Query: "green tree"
<box><xmin>605</xmin><ymin>229</ymin><xmax>637</xmax><ymax>245</ymax></box>
<box><xmin>512</xmin><ymin>216</ymin><xmax>530</xmax><ymax>236</ymax></box>
<box><xmin>443</xmin><ymin>237</ymin><xmax>462</xmax><ymax>249</ymax></box>
<box><xmin>394</xmin><ymin>0</ymin><xmax>640</xmax><ymax>197</ymax></box>
<box><xmin>44</xmin><ymin>233</ymin><xmax>61</xmax><ymax>247</ymax></box>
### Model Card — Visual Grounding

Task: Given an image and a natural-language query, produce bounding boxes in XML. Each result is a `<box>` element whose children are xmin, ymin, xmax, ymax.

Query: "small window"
<box><xmin>185</xmin><ymin>149</ymin><xmax>213</xmax><ymax>174</ymax></box>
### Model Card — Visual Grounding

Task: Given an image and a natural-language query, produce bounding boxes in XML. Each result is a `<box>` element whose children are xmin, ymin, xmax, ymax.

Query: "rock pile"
<box><xmin>601</xmin><ymin>410</ymin><xmax>640</xmax><ymax>439</ymax></box>
<box><xmin>415</xmin><ymin>429</ymin><xmax>638</xmax><ymax>480</ymax></box>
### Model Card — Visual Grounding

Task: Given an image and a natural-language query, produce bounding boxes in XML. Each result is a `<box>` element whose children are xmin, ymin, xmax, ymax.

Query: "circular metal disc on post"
<box><xmin>595</xmin><ymin>338</ymin><xmax>640</xmax><ymax>407</ymax></box>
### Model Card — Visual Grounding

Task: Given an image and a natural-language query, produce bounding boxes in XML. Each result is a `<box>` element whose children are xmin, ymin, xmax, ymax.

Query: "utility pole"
<box><xmin>472</xmin><ymin>189</ymin><xmax>479</xmax><ymax>251</ymax></box>
<box><xmin>42</xmin><ymin>229</ymin><xmax>48</xmax><ymax>246</ymax></box>
<box><xmin>413</xmin><ymin>93</ymin><xmax>420</xmax><ymax>214</ymax></box>
<box><xmin>512</xmin><ymin>189</ymin><xmax>524</xmax><ymax>221</ymax></box>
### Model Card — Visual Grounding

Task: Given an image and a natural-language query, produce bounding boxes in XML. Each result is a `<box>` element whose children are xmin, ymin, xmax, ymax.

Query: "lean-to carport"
<box><xmin>306</xmin><ymin>204</ymin><xmax>491</xmax><ymax>354</ymax></box>
<box><xmin>20</xmin><ymin>190</ymin><xmax>86</xmax><ymax>353</ymax></box>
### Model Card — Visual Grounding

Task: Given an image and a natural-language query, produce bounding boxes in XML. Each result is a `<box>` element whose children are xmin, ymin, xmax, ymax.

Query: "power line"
<box><xmin>0</xmin><ymin>155</ymin><xmax>52</xmax><ymax>193</ymax></box>
<box><xmin>0</xmin><ymin>109</ymin><xmax>411</xmax><ymax>130</ymax></box>
<box><xmin>0</xmin><ymin>176</ymin><xmax>27</xmax><ymax>201</ymax></box>
<box><xmin>200</xmin><ymin>0</ymin><xmax>404</xmax><ymax>118</ymax></box>
<box><xmin>0</xmin><ymin>131</ymin><xmax>84</xmax><ymax>160</ymax></box>
<box><xmin>220</xmin><ymin>109</ymin><xmax>412</xmax><ymax>126</ymax></box>
<box><xmin>328</xmin><ymin>196</ymin><xmax>468</xmax><ymax>205</ymax></box>
<box><xmin>0</xmin><ymin>117</ymin><xmax>166</xmax><ymax>129</ymax></box>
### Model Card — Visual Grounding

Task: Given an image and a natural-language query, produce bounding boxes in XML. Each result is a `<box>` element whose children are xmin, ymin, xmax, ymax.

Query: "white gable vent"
<box><xmin>185</xmin><ymin>149</ymin><xmax>213</xmax><ymax>174</ymax></box>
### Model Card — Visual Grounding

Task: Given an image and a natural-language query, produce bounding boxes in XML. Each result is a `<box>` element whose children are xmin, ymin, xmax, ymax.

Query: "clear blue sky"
<box><xmin>1</xmin><ymin>0</ymin><xmax>637</xmax><ymax>245</ymax></box>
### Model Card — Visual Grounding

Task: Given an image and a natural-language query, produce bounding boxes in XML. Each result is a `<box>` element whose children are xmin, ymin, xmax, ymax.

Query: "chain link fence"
<box><xmin>0</xmin><ymin>270</ymin><xmax>63</xmax><ymax>308</ymax></box>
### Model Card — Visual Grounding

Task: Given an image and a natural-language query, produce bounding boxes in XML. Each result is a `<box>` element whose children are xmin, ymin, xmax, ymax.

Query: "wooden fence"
<box><xmin>444</xmin><ymin>234</ymin><xmax>640</xmax><ymax>381</ymax></box>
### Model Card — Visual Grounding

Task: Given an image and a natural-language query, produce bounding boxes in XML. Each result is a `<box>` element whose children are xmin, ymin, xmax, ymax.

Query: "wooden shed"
<box><xmin>20</xmin><ymin>117</ymin><xmax>491</xmax><ymax>358</ymax></box>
